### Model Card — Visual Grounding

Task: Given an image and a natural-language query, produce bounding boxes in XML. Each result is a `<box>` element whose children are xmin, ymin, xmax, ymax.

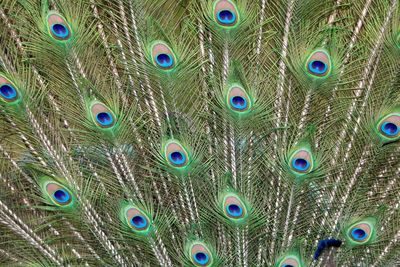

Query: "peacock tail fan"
<box><xmin>0</xmin><ymin>0</ymin><xmax>400</xmax><ymax>266</ymax></box>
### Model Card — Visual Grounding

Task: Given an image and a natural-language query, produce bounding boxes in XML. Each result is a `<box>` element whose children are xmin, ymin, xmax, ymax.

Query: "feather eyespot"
<box><xmin>90</xmin><ymin>102</ymin><xmax>116</xmax><ymax>129</ymax></box>
<box><xmin>280</xmin><ymin>257</ymin><xmax>299</xmax><ymax>267</ymax></box>
<box><xmin>46</xmin><ymin>182</ymin><xmax>73</xmax><ymax>206</ymax></box>
<box><xmin>377</xmin><ymin>114</ymin><xmax>399</xmax><ymax>140</ymax></box>
<box><xmin>277</xmin><ymin>255</ymin><xmax>302</xmax><ymax>267</ymax></box>
<box><xmin>0</xmin><ymin>76</ymin><xmax>19</xmax><ymax>103</ymax></box>
<box><xmin>190</xmin><ymin>243</ymin><xmax>212</xmax><ymax>266</ymax></box>
<box><xmin>344</xmin><ymin>218</ymin><xmax>377</xmax><ymax>246</ymax></box>
<box><xmin>151</xmin><ymin>42</ymin><xmax>176</xmax><ymax>70</ymax></box>
<box><xmin>123</xmin><ymin>206</ymin><xmax>152</xmax><ymax>235</ymax></box>
<box><xmin>47</xmin><ymin>13</ymin><xmax>71</xmax><ymax>41</ymax></box>
<box><xmin>289</xmin><ymin>149</ymin><xmax>313</xmax><ymax>174</ymax></box>
<box><xmin>222</xmin><ymin>194</ymin><xmax>247</xmax><ymax>221</ymax></box>
<box><xmin>126</xmin><ymin>208</ymin><xmax>149</xmax><ymax>231</ymax></box>
<box><xmin>226</xmin><ymin>85</ymin><xmax>251</xmax><ymax>112</ymax></box>
<box><xmin>348</xmin><ymin>222</ymin><xmax>372</xmax><ymax>244</ymax></box>
<box><xmin>306</xmin><ymin>50</ymin><xmax>331</xmax><ymax>77</ymax></box>
<box><xmin>213</xmin><ymin>0</ymin><xmax>239</xmax><ymax>27</ymax></box>
<box><xmin>350</xmin><ymin>223</ymin><xmax>371</xmax><ymax>243</ymax></box>
<box><xmin>164</xmin><ymin>140</ymin><xmax>189</xmax><ymax>168</ymax></box>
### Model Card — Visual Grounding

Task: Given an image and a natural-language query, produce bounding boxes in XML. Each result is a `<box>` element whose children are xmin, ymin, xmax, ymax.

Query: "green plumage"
<box><xmin>0</xmin><ymin>0</ymin><xmax>399</xmax><ymax>266</ymax></box>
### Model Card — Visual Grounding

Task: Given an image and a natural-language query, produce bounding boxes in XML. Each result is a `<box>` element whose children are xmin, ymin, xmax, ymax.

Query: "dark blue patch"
<box><xmin>313</xmin><ymin>239</ymin><xmax>342</xmax><ymax>260</ymax></box>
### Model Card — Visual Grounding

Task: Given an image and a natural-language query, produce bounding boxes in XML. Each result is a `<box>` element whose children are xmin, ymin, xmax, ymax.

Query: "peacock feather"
<box><xmin>0</xmin><ymin>0</ymin><xmax>399</xmax><ymax>266</ymax></box>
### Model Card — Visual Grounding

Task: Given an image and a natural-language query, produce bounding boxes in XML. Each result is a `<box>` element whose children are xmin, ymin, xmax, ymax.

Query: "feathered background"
<box><xmin>0</xmin><ymin>0</ymin><xmax>399</xmax><ymax>266</ymax></box>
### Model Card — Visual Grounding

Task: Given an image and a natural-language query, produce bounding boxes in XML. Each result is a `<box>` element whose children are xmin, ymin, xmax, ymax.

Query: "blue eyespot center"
<box><xmin>131</xmin><ymin>215</ymin><xmax>147</xmax><ymax>229</ymax></box>
<box><xmin>156</xmin><ymin>53</ymin><xmax>173</xmax><ymax>68</ymax></box>
<box><xmin>230</xmin><ymin>96</ymin><xmax>247</xmax><ymax>111</ymax></box>
<box><xmin>217</xmin><ymin>10</ymin><xmax>236</xmax><ymax>25</ymax></box>
<box><xmin>53</xmin><ymin>189</ymin><xmax>70</xmax><ymax>204</ymax></box>
<box><xmin>0</xmin><ymin>84</ymin><xmax>17</xmax><ymax>100</ymax></box>
<box><xmin>308</xmin><ymin>60</ymin><xmax>327</xmax><ymax>75</ymax></box>
<box><xmin>292</xmin><ymin>158</ymin><xmax>310</xmax><ymax>172</ymax></box>
<box><xmin>168</xmin><ymin>151</ymin><xmax>186</xmax><ymax>166</ymax></box>
<box><xmin>351</xmin><ymin>228</ymin><xmax>367</xmax><ymax>241</ymax></box>
<box><xmin>283</xmin><ymin>265</ymin><xmax>294</xmax><ymax>267</ymax></box>
<box><xmin>51</xmin><ymin>23</ymin><xmax>69</xmax><ymax>39</ymax></box>
<box><xmin>381</xmin><ymin>122</ymin><xmax>398</xmax><ymax>136</ymax></box>
<box><xmin>226</xmin><ymin>204</ymin><xmax>243</xmax><ymax>217</ymax></box>
<box><xmin>194</xmin><ymin>252</ymin><xmax>209</xmax><ymax>265</ymax></box>
<box><xmin>96</xmin><ymin>112</ymin><xmax>113</xmax><ymax>127</ymax></box>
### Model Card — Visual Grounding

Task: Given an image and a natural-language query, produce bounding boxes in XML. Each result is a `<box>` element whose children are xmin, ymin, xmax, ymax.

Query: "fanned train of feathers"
<box><xmin>0</xmin><ymin>0</ymin><xmax>399</xmax><ymax>266</ymax></box>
